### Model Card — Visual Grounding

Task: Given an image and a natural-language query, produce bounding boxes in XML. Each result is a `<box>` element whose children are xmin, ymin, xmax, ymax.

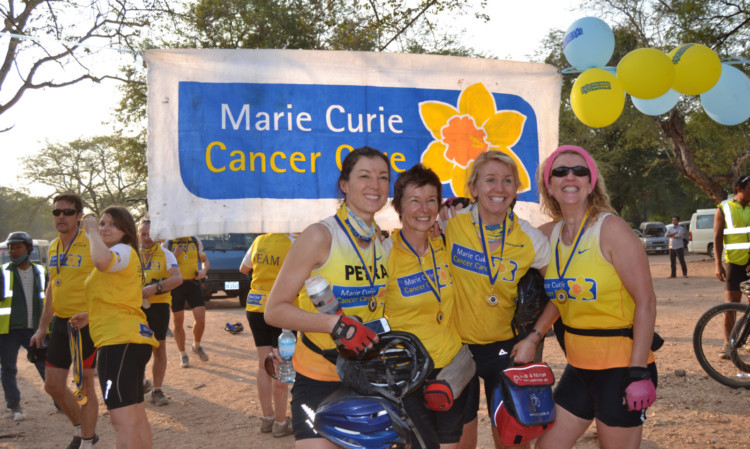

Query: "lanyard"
<box><xmin>555</xmin><ymin>212</ymin><xmax>589</xmax><ymax>279</ymax></box>
<box><xmin>478</xmin><ymin>212</ymin><xmax>507</xmax><ymax>288</ymax></box>
<box><xmin>55</xmin><ymin>227</ymin><xmax>80</xmax><ymax>276</ymax></box>
<box><xmin>399</xmin><ymin>231</ymin><xmax>441</xmax><ymax>304</ymax></box>
<box><xmin>335</xmin><ymin>215</ymin><xmax>377</xmax><ymax>296</ymax></box>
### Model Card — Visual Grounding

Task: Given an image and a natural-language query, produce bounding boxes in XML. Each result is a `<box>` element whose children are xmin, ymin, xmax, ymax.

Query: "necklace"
<box><xmin>478</xmin><ymin>210</ymin><xmax>508</xmax><ymax>307</ymax></box>
<box><xmin>553</xmin><ymin>211</ymin><xmax>589</xmax><ymax>304</ymax></box>
<box><xmin>399</xmin><ymin>231</ymin><xmax>444</xmax><ymax>324</ymax></box>
<box><xmin>54</xmin><ymin>226</ymin><xmax>80</xmax><ymax>286</ymax></box>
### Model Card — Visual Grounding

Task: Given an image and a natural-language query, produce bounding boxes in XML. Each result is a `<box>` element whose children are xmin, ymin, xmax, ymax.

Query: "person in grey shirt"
<box><xmin>666</xmin><ymin>216</ymin><xmax>687</xmax><ymax>278</ymax></box>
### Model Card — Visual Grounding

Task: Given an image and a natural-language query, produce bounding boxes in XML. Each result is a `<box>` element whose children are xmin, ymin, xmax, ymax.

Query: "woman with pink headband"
<box><xmin>512</xmin><ymin>145</ymin><xmax>658</xmax><ymax>449</ymax></box>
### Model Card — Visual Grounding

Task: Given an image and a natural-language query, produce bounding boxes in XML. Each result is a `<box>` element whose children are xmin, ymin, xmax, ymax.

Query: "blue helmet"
<box><xmin>314</xmin><ymin>388</ymin><xmax>410</xmax><ymax>449</ymax></box>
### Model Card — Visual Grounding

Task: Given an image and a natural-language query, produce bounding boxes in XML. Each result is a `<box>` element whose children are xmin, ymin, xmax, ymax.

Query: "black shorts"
<box><xmin>290</xmin><ymin>373</ymin><xmax>342</xmax><ymax>441</ymax></box>
<box><xmin>401</xmin><ymin>366</ymin><xmax>468</xmax><ymax>448</ymax></box>
<box><xmin>724</xmin><ymin>262</ymin><xmax>750</xmax><ymax>292</ymax></box>
<box><xmin>46</xmin><ymin>316</ymin><xmax>97</xmax><ymax>370</ymax></box>
<box><xmin>144</xmin><ymin>303</ymin><xmax>171</xmax><ymax>341</ymax></box>
<box><xmin>247</xmin><ymin>311</ymin><xmax>282</xmax><ymax>348</ymax></box>
<box><xmin>553</xmin><ymin>363</ymin><xmax>658</xmax><ymax>428</ymax></box>
<box><xmin>97</xmin><ymin>343</ymin><xmax>153</xmax><ymax>410</ymax></box>
<box><xmin>464</xmin><ymin>339</ymin><xmax>515</xmax><ymax>423</ymax></box>
<box><xmin>171</xmin><ymin>281</ymin><xmax>205</xmax><ymax>312</ymax></box>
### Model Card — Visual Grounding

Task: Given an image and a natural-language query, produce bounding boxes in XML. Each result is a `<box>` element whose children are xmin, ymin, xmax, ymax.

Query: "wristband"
<box><xmin>529</xmin><ymin>328</ymin><xmax>543</xmax><ymax>345</ymax></box>
<box><xmin>156</xmin><ymin>281</ymin><xmax>163</xmax><ymax>294</ymax></box>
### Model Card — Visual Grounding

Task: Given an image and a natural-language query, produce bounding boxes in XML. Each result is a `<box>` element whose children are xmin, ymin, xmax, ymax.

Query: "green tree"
<box><xmin>22</xmin><ymin>136</ymin><xmax>147</xmax><ymax>216</ymax></box>
<box><xmin>0</xmin><ymin>187</ymin><xmax>56</xmax><ymax>240</ymax></box>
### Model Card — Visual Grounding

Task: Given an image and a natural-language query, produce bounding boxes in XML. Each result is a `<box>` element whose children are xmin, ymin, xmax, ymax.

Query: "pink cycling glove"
<box><xmin>623</xmin><ymin>367</ymin><xmax>656</xmax><ymax>411</ymax></box>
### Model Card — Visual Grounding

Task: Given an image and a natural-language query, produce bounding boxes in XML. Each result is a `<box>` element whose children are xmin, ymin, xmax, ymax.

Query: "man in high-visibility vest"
<box><xmin>713</xmin><ymin>174</ymin><xmax>750</xmax><ymax>358</ymax></box>
<box><xmin>0</xmin><ymin>232</ymin><xmax>47</xmax><ymax>421</ymax></box>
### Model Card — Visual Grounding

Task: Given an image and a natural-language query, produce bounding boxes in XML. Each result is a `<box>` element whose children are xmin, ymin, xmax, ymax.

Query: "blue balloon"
<box><xmin>701</xmin><ymin>64</ymin><xmax>750</xmax><ymax>126</ymax></box>
<box><xmin>563</xmin><ymin>17</ymin><xmax>615</xmax><ymax>71</ymax></box>
<box><xmin>632</xmin><ymin>89</ymin><xmax>681</xmax><ymax>116</ymax></box>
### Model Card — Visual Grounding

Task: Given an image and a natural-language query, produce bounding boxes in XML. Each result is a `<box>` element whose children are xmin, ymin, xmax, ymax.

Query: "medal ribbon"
<box><xmin>477</xmin><ymin>210</ymin><xmax>508</xmax><ymax>289</ymax></box>
<box><xmin>334</xmin><ymin>214</ymin><xmax>378</xmax><ymax>301</ymax></box>
<box><xmin>55</xmin><ymin>226</ymin><xmax>80</xmax><ymax>276</ymax></box>
<box><xmin>555</xmin><ymin>211</ymin><xmax>590</xmax><ymax>280</ymax></box>
<box><xmin>398</xmin><ymin>231</ymin><xmax>441</xmax><ymax>304</ymax></box>
<box><xmin>67</xmin><ymin>322</ymin><xmax>87</xmax><ymax>405</ymax></box>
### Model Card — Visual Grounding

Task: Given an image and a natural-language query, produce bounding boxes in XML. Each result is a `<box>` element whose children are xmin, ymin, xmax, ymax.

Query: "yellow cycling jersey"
<box><xmin>244</xmin><ymin>233</ymin><xmax>295</xmax><ymax>313</ymax></box>
<box><xmin>446</xmin><ymin>211</ymin><xmax>549</xmax><ymax>344</ymax></box>
<box><xmin>142</xmin><ymin>245</ymin><xmax>178</xmax><ymax>306</ymax></box>
<box><xmin>48</xmin><ymin>230</ymin><xmax>95</xmax><ymax>319</ymax></box>
<box><xmin>294</xmin><ymin>217</ymin><xmax>388</xmax><ymax>382</ymax></box>
<box><xmin>544</xmin><ymin>214</ymin><xmax>654</xmax><ymax>369</ymax></box>
<box><xmin>85</xmin><ymin>244</ymin><xmax>157</xmax><ymax>348</ymax></box>
<box><xmin>166</xmin><ymin>237</ymin><xmax>206</xmax><ymax>280</ymax></box>
<box><xmin>384</xmin><ymin>231</ymin><xmax>461</xmax><ymax>368</ymax></box>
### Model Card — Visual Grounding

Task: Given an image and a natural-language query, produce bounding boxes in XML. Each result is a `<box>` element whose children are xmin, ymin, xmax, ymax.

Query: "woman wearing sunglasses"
<box><xmin>512</xmin><ymin>145</ymin><xmax>658</xmax><ymax>449</ymax></box>
<box><xmin>441</xmin><ymin>151</ymin><xmax>550</xmax><ymax>449</ymax></box>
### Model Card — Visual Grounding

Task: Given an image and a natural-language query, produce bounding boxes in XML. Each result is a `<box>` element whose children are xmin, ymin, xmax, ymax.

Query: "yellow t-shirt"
<box><xmin>165</xmin><ymin>237</ymin><xmax>206</xmax><ymax>280</ymax></box>
<box><xmin>48</xmin><ymin>230</ymin><xmax>95</xmax><ymax>319</ymax></box>
<box><xmin>85</xmin><ymin>244</ymin><xmax>157</xmax><ymax>348</ymax></box>
<box><xmin>544</xmin><ymin>214</ymin><xmax>654</xmax><ymax>369</ymax></box>
<box><xmin>293</xmin><ymin>216</ymin><xmax>388</xmax><ymax>382</ymax></box>
<box><xmin>384</xmin><ymin>231</ymin><xmax>461</xmax><ymax>368</ymax></box>
<box><xmin>142</xmin><ymin>245</ymin><xmax>178</xmax><ymax>306</ymax></box>
<box><xmin>446</xmin><ymin>211</ymin><xmax>549</xmax><ymax>344</ymax></box>
<box><xmin>244</xmin><ymin>233</ymin><xmax>295</xmax><ymax>313</ymax></box>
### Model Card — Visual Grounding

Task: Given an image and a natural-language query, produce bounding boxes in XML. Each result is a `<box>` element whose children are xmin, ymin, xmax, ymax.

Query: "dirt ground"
<box><xmin>2</xmin><ymin>254</ymin><xmax>750</xmax><ymax>448</ymax></box>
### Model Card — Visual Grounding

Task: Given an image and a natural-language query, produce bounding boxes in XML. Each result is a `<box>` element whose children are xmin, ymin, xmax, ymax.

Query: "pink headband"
<box><xmin>543</xmin><ymin>145</ymin><xmax>598</xmax><ymax>191</ymax></box>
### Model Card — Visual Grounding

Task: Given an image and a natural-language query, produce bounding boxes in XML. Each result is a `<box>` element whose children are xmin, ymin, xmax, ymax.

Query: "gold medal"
<box><xmin>437</xmin><ymin>310</ymin><xmax>444</xmax><ymax>324</ymax></box>
<box><xmin>368</xmin><ymin>297</ymin><xmax>377</xmax><ymax>312</ymax></box>
<box><xmin>555</xmin><ymin>289</ymin><xmax>568</xmax><ymax>304</ymax></box>
<box><xmin>486</xmin><ymin>291</ymin><xmax>499</xmax><ymax>307</ymax></box>
<box><xmin>55</xmin><ymin>279</ymin><xmax>61</xmax><ymax>286</ymax></box>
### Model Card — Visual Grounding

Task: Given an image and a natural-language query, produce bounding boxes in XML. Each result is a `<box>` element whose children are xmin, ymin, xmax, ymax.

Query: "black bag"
<box><xmin>511</xmin><ymin>268</ymin><xmax>549</xmax><ymax>339</ymax></box>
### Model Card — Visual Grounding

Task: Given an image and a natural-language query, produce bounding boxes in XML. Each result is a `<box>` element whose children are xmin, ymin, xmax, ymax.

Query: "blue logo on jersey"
<box><xmin>333</xmin><ymin>284</ymin><xmax>385</xmax><ymax>308</ymax></box>
<box><xmin>247</xmin><ymin>293</ymin><xmax>264</xmax><ymax>306</ymax></box>
<box><xmin>396</xmin><ymin>269</ymin><xmax>438</xmax><ymax>298</ymax></box>
<box><xmin>544</xmin><ymin>277</ymin><xmax>598</xmax><ymax>301</ymax></box>
<box><xmin>139</xmin><ymin>323</ymin><xmax>155</xmax><ymax>338</ymax></box>
<box><xmin>450</xmin><ymin>244</ymin><xmax>518</xmax><ymax>282</ymax></box>
<box><xmin>49</xmin><ymin>254</ymin><xmax>83</xmax><ymax>268</ymax></box>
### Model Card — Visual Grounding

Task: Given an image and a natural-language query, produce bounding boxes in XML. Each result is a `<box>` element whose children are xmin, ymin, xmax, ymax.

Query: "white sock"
<box><xmin>74</xmin><ymin>425</ymin><xmax>82</xmax><ymax>438</ymax></box>
<box><xmin>180</xmin><ymin>351</ymin><xmax>187</xmax><ymax>357</ymax></box>
<box><xmin>79</xmin><ymin>437</ymin><xmax>94</xmax><ymax>449</ymax></box>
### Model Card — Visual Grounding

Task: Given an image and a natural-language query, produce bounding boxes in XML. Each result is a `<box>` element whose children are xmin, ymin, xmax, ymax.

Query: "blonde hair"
<box><xmin>466</xmin><ymin>151</ymin><xmax>520</xmax><ymax>200</ymax></box>
<box><xmin>536</xmin><ymin>150</ymin><xmax>616</xmax><ymax>221</ymax></box>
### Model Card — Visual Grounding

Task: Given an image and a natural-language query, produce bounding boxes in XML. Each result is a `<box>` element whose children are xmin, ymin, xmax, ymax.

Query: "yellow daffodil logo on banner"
<box><xmin>419</xmin><ymin>83</ymin><xmax>529</xmax><ymax>197</ymax></box>
<box><xmin>567</xmin><ymin>276</ymin><xmax>594</xmax><ymax>301</ymax></box>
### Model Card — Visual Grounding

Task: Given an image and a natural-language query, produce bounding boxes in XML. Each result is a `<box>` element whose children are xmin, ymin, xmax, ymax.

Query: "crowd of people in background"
<box><xmin>21</xmin><ymin>145</ymin><xmax>750</xmax><ymax>449</ymax></box>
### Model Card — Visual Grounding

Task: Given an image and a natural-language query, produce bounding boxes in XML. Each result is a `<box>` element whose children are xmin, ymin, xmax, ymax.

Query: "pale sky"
<box><xmin>0</xmin><ymin>1</ymin><xmax>584</xmax><ymax>196</ymax></box>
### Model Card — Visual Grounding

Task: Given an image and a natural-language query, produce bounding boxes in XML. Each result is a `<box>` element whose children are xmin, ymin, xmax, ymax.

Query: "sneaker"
<box><xmin>166</xmin><ymin>328</ymin><xmax>173</xmax><ymax>338</ymax></box>
<box><xmin>151</xmin><ymin>389</ymin><xmax>169</xmax><ymax>406</ymax></box>
<box><xmin>720</xmin><ymin>343</ymin><xmax>731</xmax><ymax>360</ymax></box>
<box><xmin>143</xmin><ymin>378</ymin><xmax>153</xmax><ymax>394</ymax></box>
<box><xmin>66</xmin><ymin>433</ymin><xmax>100</xmax><ymax>449</ymax></box>
<box><xmin>272</xmin><ymin>417</ymin><xmax>293</xmax><ymax>438</ymax></box>
<box><xmin>260</xmin><ymin>416</ymin><xmax>274</xmax><ymax>433</ymax></box>
<box><xmin>181</xmin><ymin>354</ymin><xmax>190</xmax><ymax>368</ymax></box>
<box><xmin>9</xmin><ymin>405</ymin><xmax>24</xmax><ymax>421</ymax></box>
<box><xmin>192</xmin><ymin>345</ymin><xmax>209</xmax><ymax>362</ymax></box>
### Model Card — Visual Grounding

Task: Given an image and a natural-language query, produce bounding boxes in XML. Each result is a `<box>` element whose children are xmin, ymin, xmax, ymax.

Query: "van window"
<box><xmin>696</xmin><ymin>214</ymin><xmax>713</xmax><ymax>230</ymax></box>
<box><xmin>645</xmin><ymin>228</ymin><xmax>665</xmax><ymax>237</ymax></box>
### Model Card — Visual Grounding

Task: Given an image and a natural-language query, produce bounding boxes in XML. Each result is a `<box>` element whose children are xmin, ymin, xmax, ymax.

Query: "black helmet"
<box><xmin>5</xmin><ymin>232</ymin><xmax>33</xmax><ymax>253</ymax></box>
<box><xmin>337</xmin><ymin>331</ymin><xmax>434</xmax><ymax>402</ymax></box>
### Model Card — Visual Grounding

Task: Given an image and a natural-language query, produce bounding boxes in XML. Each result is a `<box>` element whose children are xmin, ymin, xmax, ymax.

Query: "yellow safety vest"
<box><xmin>720</xmin><ymin>200</ymin><xmax>750</xmax><ymax>265</ymax></box>
<box><xmin>1</xmin><ymin>263</ymin><xmax>46</xmax><ymax>334</ymax></box>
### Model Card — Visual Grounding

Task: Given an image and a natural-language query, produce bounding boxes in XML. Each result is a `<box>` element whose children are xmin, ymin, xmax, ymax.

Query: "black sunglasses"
<box><xmin>52</xmin><ymin>208</ymin><xmax>77</xmax><ymax>217</ymax></box>
<box><xmin>550</xmin><ymin>166</ymin><xmax>591</xmax><ymax>178</ymax></box>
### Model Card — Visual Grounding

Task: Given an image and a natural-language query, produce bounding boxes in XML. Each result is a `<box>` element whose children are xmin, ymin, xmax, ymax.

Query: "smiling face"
<box><xmin>548</xmin><ymin>153</ymin><xmax>593</xmax><ymax>207</ymax></box>
<box><xmin>469</xmin><ymin>159</ymin><xmax>518</xmax><ymax>224</ymax></box>
<box><xmin>339</xmin><ymin>156</ymin><xmax>390</xmax><ymax>221</ymax></box>
<box><xmin>399</xmin><ymin>183</ymin><xmax>440</xmax><ymax>235</ymax></box>
<box><xmin>99</xmin><ymin>213</ymin><xmax>125</xmax><ymax>247</ymax></box>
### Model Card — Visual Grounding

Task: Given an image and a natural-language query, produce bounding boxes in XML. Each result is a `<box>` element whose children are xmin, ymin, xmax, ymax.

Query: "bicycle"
<box><xmin>693</xmin><ymin>280</ymin><xmax>750</xmax><ymax>388</ymax></box>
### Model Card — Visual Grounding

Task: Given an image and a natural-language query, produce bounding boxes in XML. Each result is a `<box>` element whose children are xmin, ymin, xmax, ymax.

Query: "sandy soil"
<box><xmin>2</xmin><ymin>254</ymin><xmax>749</xmax><ymax>449</ymax></box>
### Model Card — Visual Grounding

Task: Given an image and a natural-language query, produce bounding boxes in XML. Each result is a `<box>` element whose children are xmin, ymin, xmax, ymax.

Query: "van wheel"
<box><xmin>707</xmin><ymin>243</ymin><xmax>714</xmax><ymax>259</ymax></box>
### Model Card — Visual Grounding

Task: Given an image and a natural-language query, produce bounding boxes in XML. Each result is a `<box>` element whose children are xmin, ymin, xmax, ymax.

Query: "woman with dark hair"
<box><xmin>265</xmin><ymin>146</ymin><xmax>390</xmax><ymax>449</ymax></box>
<box><xmin>70</xmin><ymin>206</ymin><xmax>157</xmax><ymax>448</ymax></box>
<box><xmin>384</xmin><ymin>164</ymin><xmax>467</xmax><ymax>449</ymax></box>
<box><xmin>512</xmin><ymin>145</ymin><xmax>657</xmax><ymax>449</ymax></box>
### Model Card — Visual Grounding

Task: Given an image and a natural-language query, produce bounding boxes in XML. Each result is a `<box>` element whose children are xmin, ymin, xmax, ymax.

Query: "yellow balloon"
<box><xmin>617</xmin><ymin>48</ymin><xmax>674</xmax><ymax>99</ymax></box>
<box><xmin>668</xmin><ymin>43</ymin><xmax>721</xmax><ymax>95</ymax></box>
<box><xmin>571</xmin><ymin>68</ymin><xmax>625</xmax><ymax>128</ymax></box>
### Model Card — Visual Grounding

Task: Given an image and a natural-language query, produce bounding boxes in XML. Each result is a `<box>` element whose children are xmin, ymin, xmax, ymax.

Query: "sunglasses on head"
<box><xmin>550</xmin><ymin>166</ymin><xmax>591</xmax><ymax>178</ymax></box>
<box><xmin>52</xmin><ymin>209</ymin><xmax>77</xmax><ymax>217</ymax></box>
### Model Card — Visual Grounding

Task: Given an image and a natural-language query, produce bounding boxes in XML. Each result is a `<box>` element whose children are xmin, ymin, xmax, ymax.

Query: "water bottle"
<box><xmin>305</xmin><ymin>275</ymin><xmax>342</xmax><ymax>315</ymax></box>
<box><xmin>278</xmin><ymin>329</ymin><xmax>296</xmax><ymax>384</ymax></box>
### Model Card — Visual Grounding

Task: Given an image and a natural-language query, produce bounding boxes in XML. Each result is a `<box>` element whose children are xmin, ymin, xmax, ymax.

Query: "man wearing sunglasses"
<box><xmin>714</xmin><ymin>175</ymin><xmax>750</xmax><ymax>359</ymax></box>
<box><xmin>31</xmin><ymin>193</ymin><xmax>99</xmax><ymax>449</ymax></box>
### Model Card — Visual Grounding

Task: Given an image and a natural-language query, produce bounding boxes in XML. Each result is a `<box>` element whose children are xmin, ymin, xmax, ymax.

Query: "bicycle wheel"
<box><xmin>729</xmin><ymin>307</ymin><xmax>750</xmax><ymax>372</ymax></box>
<box><xmin>693</xmin><ymin>302</ymin><xmax>750</xmax><ymax>388</ymax></box>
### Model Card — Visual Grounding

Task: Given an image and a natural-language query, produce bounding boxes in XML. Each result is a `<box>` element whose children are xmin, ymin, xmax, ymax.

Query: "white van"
<box><xmin>688</xmin><ymin>209</ymin><xmax>716</xmax><ymax>257</ymax></box>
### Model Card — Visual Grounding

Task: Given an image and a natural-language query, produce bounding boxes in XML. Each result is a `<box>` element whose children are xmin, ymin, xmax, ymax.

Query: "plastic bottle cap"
<box><xmin>304</xmin><ymin>275</ymin><xmax>328</xmax><ymax>297</ymax></box>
